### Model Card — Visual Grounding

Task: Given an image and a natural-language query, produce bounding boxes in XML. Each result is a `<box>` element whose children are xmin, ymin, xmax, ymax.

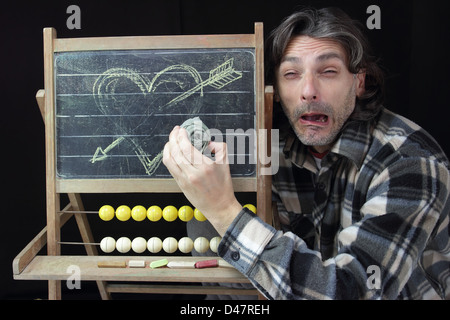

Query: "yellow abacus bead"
<box><xmin>178</xmin><ymin>205</ymin><xmax>194</xmax><ymax>222</ymax></box>
<box><xmin>131</xmin><ymin>205</ymin><xmax>147</xmax><ymax>221</ymax></box>
<box><xmin>162</xmin><ymin>205</ymin><xmax>178</xmax><ymax>222</ymax></box>
<box><xmin>194</xmin><ymin>208</ymin><xmax>207</xmax><ymax>221</ymax></box>
<box><xmin>98</xmin><ymin>205</ymin><xmax>115</xmax><ymax>221</ymax></box>
<box><xmin>116</xmin><ymin>205</ymin><xmax>131</xmax><ymax>221</ymax></box>
<box><xmin>243</xmin><ymin>204</ymin><xmax>257</xmax><ymax>214</ymax></box>
<box><xmin>147</xmin><ymin>205</ymin><xmax>162</xmax><ymax>222</ymax></box>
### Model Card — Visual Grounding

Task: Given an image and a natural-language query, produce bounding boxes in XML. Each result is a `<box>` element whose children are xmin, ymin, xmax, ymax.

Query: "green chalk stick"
<box><xmin>150</xmin><ymin>258</ymin><xmax>169</xmax><ymax>269</ymax></box>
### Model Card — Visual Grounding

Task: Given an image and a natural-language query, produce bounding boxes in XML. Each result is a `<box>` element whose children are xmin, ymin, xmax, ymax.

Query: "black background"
<box><xmin>1</xmin><ymin>0</ymin><xmax>449</xmax><ymax>300</ymax></box>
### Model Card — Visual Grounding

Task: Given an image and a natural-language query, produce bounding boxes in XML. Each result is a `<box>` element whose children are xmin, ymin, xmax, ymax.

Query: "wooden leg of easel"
<box><xmin>68</xmin><ymin>193</ymin><xmax>111</xmax><ymax>300</ymax></box>
<box><xmin>67</xmin><ymin>193</ymin><xmax>98</xmax><ymax>256</ymax></box>
<box><xmin>48</xmin><ymin>280</ymin><xmax>61</xmax><ymax>300</ymax></box>
<box><xmin>46</xmin><ymin>189</ymin><xmax>61</xmax><ymax>300</ymax></box>
<box><xmin>257</xmin><ymin>86</ymin><xmax>274</xmax><ymax>226</ymax></box>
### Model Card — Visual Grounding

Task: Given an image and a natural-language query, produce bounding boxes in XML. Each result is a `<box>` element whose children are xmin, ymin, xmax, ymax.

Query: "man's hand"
<box><xmin>162</xmin><ymin>126</ymin><xmax>242</xmax><ymax>236</ymax></box>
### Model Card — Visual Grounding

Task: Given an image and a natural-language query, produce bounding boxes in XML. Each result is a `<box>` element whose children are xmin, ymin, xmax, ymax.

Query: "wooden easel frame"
<box><xmin>13</xmin><ymin>24</ymin><xmax>273</xmax><ymax>300</ymax></box>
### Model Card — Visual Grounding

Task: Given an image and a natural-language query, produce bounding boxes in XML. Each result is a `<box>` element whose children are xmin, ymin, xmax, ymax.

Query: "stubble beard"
<box><xmin>283</xmin><ymin>85</ymin><xmax>356</xmax><ymax>149</ymax></box>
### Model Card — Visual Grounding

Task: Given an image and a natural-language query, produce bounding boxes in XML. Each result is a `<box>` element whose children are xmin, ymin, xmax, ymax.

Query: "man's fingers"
<box><xmin>167</xmin><ymin>126</ymin><xmax>192</xmax><ymax>168</ymax></box>
<box><xmin>176</xmin><ymin>127</ymin><xmax>213</xmax><ymax>167</ymax></box>
<box><xmin>164</xmin><ymin>126</ymin><xmax>209</xmax><ymax>173</ymax></box>
<box><xmin>208</xmin><ymin>141</ymin><xmax>229</xmax><ymax>165</ymax></box>
<box><xmin>162</xmin><ymin>139</ymin><xmax>182</xmax><ymax>179</ymax></box>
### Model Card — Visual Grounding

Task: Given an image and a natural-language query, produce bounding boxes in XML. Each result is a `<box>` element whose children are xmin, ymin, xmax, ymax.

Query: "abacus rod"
<box><xmin>58</xmin><ymin>210</ymin><xmax>98</xmax><ymax>214</ymax></box>
<box><xmin>58</xmin><ymin>241</ymin><xmax>100</xmax><ymax>246</ymax></box>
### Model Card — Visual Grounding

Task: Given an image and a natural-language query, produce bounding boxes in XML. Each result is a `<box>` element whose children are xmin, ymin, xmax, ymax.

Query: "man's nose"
<box><xmin>300</xmin><ymin>73</ymin><xmax>319</xmax><ymax>103</ymax></box>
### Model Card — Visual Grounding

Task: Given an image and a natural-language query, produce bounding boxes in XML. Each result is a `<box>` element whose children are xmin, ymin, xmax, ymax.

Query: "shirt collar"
<box><xmin>329</xmin><ymin>120</ymin><xmax>373</xmax><ymax>169</ymax></box>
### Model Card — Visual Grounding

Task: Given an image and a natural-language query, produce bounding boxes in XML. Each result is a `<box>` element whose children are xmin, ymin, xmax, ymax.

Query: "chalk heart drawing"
<box><xmin>90</xmin><ymin>58</ymin><xmax>243</xmax><ymax>176</ymax></box>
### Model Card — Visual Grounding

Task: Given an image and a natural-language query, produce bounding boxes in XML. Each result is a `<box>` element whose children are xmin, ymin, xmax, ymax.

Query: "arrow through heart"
<box><xmin>90</xmin><ymin>58</ymin><xmax>242</xmax><ymax>176</ymax></box>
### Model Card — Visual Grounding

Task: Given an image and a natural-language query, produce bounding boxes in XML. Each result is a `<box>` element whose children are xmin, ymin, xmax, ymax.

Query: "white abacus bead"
<box><xmin>178</xmin><ymin>237</ymin><xmax>194</xmax><ymax>254</ymax></box>
<box><xmin>116</xmin><ymin>237</ymin><xmax>132</xmax><ymax>253</ymax></box>
<box><xmin>163</xmin><ymin>237</ymin><xmax>178</xmax><ymax>254</ymax></box>
<box><xmin>147</xmin><ymin>237</ymin><xmax>162</xmax><ymax>254</ymax></box>
<box><xmin>100</xmin><ymin>237</ymin><xmax>116</xmax><ymax>253</ymax></box>
<box><xmin>194</xmin><ymin>237</ymin><xmax>210</xmax><ymax>254</ymax></box>
<box><xmin>131</xmin><ymin>237</ymin><xmax>147</xmax><ymax>254</ymax></box>
<box><xmin>209</xmin><ymin>236</ymin><xmax>222</xmax><ymax>254</ymax></box>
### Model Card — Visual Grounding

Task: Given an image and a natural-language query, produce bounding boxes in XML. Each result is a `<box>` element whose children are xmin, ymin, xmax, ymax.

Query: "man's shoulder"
<box><xmin>374</xmin><ymin>108</ymin><xmax>421</xmax><ymax>139</ymax></box>
<box><xmin>371</xmin><ymin>108</ymin><xmax>448</xmax><ymax>164</ymax></box>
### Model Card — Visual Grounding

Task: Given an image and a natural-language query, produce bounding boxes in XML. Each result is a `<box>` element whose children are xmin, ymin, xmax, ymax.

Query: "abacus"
<box><xmin>13</xmin><ymin>24</ymin><xmax>274</xmax><ymax>300</ymax></box>
<box><xmin>62</xmin><ymin>204</ymin><xmax>237</xmax><ymax>254</ymax></box>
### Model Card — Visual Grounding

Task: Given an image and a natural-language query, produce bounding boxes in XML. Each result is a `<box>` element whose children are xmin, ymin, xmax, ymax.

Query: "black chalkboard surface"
<box><xmin>55</xmin><ymin>48</ymin><xmax>256</xmax><ymax>179</ymax></box>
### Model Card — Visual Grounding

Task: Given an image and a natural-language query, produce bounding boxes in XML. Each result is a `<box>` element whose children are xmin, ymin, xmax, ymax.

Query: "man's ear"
<box><xmin>355</xmin><ymin>70</ymin><xmax>366</xmax><ymax>97</ymax></box>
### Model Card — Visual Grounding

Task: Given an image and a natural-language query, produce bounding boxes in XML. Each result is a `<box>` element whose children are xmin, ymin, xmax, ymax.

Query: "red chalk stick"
<box><xmin>195</xmin><ymin>259</ymin><xmax>218</xmax><ymax>269</ymax></box>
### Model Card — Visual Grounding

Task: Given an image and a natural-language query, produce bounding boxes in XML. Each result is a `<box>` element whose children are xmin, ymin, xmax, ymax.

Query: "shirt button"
<box><xmin>231</xmin><ymin>251</ymin><xmax>240</xmax><ymax>261</ymax></box>
<box><xmin>317</xmin><ymin>182</ymin><xmax>326</xmax><ymax>190</ymax></box>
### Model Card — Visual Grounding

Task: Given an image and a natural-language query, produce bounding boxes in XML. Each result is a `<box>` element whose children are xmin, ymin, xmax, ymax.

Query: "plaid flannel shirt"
<box><xmin>218</xmin><ymin>108</ymin><xmax>450</xmax><ymax>299</ymax></box>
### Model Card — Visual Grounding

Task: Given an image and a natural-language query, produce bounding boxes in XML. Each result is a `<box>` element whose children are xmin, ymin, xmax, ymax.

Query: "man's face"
<box><xmin>276</xmin><ymin>36</ymin><xmax>365</xmax><ymax>153</ymax></box>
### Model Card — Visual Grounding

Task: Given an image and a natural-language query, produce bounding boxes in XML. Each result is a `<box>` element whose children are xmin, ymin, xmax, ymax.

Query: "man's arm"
<box><xmin>162</xmin><ymin>125</ymin><xmax>242</xmax><ymax>235</ymax></box>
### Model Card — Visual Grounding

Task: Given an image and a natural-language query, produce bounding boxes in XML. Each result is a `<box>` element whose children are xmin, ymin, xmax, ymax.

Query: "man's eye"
<box><xmin>284</xmin><ymin>72</ymin><xmax>298</xmax><ymax>79</ymax></box>
<box><xmin>322</xmin><ymin>69</ymin><xmax>337</xmax><ymax>76</ymax></box>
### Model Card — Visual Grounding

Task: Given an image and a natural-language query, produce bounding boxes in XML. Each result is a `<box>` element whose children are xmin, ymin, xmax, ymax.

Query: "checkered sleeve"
<box><xmin>219</xmin><ymin>207</ymin><xmax>335</xmax><ymax>299</ymax></box>
<box><xmin>218</xmin><ymin>207</ymin><xmax>343</xmax><ymax>299</ymax></box>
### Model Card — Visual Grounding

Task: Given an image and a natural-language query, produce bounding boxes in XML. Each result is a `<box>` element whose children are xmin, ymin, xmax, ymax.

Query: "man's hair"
<box><xmin>266</xmin><ymin>7</ymin><xmax>385</xmax><ymax>122</ymax></box>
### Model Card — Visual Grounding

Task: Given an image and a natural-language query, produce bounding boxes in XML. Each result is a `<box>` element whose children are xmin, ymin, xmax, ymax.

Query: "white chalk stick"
<box><xmin>128</xmin><ymin>260</ymin><xmax>146</xmax><ymax>268</ymax></box>
<box><xmin>167</xmin><ymin>261</ymin><xmax>196</xmax><ymax>269</ymax></box>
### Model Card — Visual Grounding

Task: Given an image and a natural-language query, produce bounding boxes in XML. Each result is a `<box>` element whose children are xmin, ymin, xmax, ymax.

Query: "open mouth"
<box><xmin>300</xmin><ymin>113</ymin><xmax>329</xmax><ymax>125</ymax></box>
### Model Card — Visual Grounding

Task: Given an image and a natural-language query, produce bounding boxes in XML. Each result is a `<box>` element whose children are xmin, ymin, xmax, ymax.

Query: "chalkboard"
<box><xmin>55</xmin><ymin>48</ymin><xmax>256</xmax><ymax>179</ymax></box>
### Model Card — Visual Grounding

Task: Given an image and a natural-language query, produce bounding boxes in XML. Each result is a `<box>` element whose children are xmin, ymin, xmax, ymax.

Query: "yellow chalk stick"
<box><xmin>97</xmin><ymin>261</ymin><xmax>126</xmax><ymax>268</ymax></box>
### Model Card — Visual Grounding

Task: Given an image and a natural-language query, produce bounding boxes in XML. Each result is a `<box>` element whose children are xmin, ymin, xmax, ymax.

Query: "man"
<box><xmin>163</xmin><ymin>7</ymin><xmax>450</xmax><ymax>299</ymax></box>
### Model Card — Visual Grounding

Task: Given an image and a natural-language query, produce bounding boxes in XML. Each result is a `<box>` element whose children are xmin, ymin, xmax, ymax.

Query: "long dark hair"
<box><xmin>266</xmin><ymin>7</ymin><xmax>385</xmax><ymax>122</ymax></box>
